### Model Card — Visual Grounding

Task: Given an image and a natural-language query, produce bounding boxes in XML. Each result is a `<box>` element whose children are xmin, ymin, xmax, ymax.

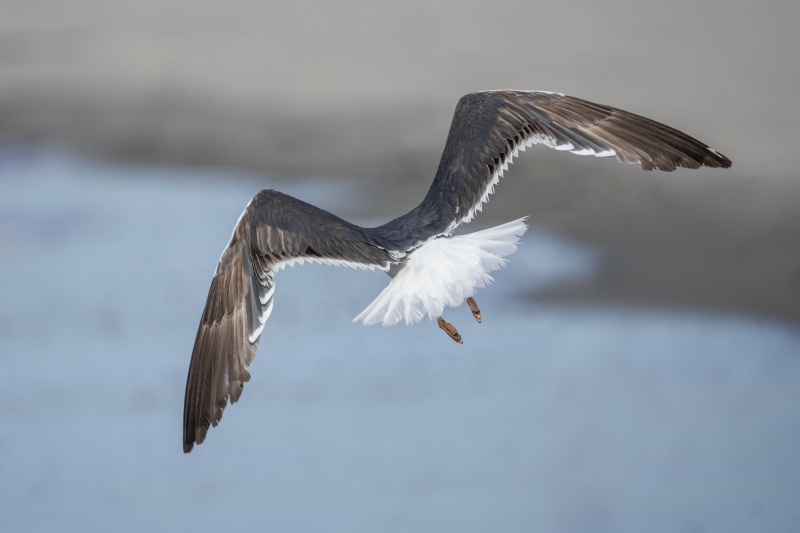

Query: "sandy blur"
<box><xmin>1</xmin><ymin>0</ymin><xmax>798</xmax><ymax>321</ymax></box>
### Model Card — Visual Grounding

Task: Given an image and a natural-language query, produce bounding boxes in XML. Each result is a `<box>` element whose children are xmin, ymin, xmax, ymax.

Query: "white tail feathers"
<box><xmin>354</xmin><ymin>218</ymin><xmax>528</xmax><ymax>326</ymax></box>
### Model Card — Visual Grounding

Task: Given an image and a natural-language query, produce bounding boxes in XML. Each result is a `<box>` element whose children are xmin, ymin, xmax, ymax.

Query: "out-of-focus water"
<box><xmin>1</xmin><ymin>149</ymin><xmax>799</xmax><ymax>532</ymax></box>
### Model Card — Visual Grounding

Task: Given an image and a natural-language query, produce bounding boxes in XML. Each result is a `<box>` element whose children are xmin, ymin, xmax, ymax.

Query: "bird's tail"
<box><xmin>353</xmin><ymin>217</ymin><xmax>528</xmax><ymax>326</ymax></box>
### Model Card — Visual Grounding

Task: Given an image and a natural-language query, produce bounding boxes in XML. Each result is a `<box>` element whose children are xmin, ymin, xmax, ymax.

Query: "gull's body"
<box><xmin>183</xmin><ymin>90</ymin><xmax>731</xmax><ymax>452</ymax></box>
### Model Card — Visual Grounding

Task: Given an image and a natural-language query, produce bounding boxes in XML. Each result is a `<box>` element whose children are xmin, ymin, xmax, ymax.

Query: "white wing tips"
<box><xmin>571</xmin><ymin>147</ymin><xmax>616</xmax><ymax>157</ymax></box>
<box><xmin>354</xmin><ymin>218</ymin><xmax>528</xmax><ymax>327</ymax></box>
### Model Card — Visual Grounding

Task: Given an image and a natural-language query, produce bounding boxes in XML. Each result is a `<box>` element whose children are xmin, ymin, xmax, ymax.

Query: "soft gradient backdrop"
<box><xmin>1</xmin><ymin>1</ymin><xmax>798</xmax><ymax>532</ymax></box>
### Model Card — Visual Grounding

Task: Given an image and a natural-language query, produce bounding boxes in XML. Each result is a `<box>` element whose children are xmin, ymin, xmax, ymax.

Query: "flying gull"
<box><xmin>183</xmin><ymin>90</ymin><xmax>731</xmax><ymax>452</ymax></box>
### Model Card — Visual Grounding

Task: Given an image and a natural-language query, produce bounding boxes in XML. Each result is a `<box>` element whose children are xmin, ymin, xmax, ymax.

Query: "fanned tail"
<box><xmin>354</xmin><ymin>218</ymin><xmax>528</xmax><ymax>326</ymax></box>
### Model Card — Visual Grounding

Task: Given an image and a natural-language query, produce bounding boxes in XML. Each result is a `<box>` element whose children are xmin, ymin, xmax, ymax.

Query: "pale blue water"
<box><xmin>1</xmin><ymin>148</ymin><xmax>799</xmax><ymax>532</ymax></box>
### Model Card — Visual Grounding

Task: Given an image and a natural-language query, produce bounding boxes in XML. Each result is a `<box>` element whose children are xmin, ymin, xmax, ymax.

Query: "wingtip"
<box><xmin>708</xmin><ymin>147</ymin><xmax>732</xmax><ymax>169</ymax></box>
<box><xmin>183</xmin><ymin>420</ymin><xmax>210</xmax><ymax>453</ymax></box>
<box><xmin>183</xmin><ymin>430</ymin><xmax>196</xmax><ymax>453</ymax></box>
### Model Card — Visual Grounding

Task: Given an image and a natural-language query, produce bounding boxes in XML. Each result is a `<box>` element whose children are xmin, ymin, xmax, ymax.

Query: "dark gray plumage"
<box><xmin>183</xmin><ymin>191</ymin><xmax>395</xmax><ymax>452</ymax></box>
<box><xmin>183</xmin><ymin>90</ymin><xmax>731</xmax><ymax>452</ymax></box>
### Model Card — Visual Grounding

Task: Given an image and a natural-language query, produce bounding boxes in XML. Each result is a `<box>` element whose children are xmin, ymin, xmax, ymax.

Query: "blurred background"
<box><xmin>1</xmin><ymin>1</ymin><xmax>799</xmax><ymax>531</ymax></box>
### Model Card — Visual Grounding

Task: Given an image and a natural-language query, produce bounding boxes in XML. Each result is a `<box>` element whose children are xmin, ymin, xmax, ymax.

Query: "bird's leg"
<box><xmin>437</xmin><ymin>317</ymin><xmax>463</xmax><ymax>344</ymax></box>
<box><xmin>466</xmin><ymin>297</ymin><xmax>481</xmax><ymax>323</ymax></box>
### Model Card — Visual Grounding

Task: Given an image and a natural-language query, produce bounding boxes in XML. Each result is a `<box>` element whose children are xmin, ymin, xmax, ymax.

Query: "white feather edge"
<box><xmin>246</xmin><ymin>255</ymin><xmax>390</xmax><ymax>341</ymax></box>
<box><xmin>248</xmin><ymin>298</ymin><xmax>273</xmax><ymax>343</ymax></box>
<box><xmin>218</xmin><ymin>195</ymin><xmax>403</xmax><ymax>273</ymax></box>
<box><xmin>245</xmin><ymin>255</ymin><xmax>392</xmax><ymax>344</ymax></box>
<box><xmin>353</xmin><ymin>217</ymin><xmax>529</xmax><ymax>327</ymax></box>
<box><xmin>274</xmin><ymin>256</ymin><xmax>389</xmax><ymax>272</ymax></box>
<box><xmin>476</xmin><ymin>89</ymin><xmax>566</xmax><ymax>96</ymax></box>
<box><xmin>460</xmin><ymin>128</ymin><xmax>615</xmax><ymax>226</ymax></box>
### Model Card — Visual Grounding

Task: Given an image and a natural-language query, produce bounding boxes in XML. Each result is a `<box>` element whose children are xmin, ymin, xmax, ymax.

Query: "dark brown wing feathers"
<box><xmin>183</xmin><ymin>190</ymin><xmax>394</xmax><ymax>452</ymax></box>
<box><xmin>368</xmin><ymin>91</ymin><xmax>730</xmax><ymax>249</ymax></box>
<box><xmin>184</xmin><ymin>91</ymin><xmax>731</xmax><ymax>452</ymax></box>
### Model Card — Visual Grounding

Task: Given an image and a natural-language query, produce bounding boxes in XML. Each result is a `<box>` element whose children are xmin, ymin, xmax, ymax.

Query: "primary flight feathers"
<box><xmin>183</xmin><ymin>90</ymin><xmax>731</xmax><ymax>452</ymax></box>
